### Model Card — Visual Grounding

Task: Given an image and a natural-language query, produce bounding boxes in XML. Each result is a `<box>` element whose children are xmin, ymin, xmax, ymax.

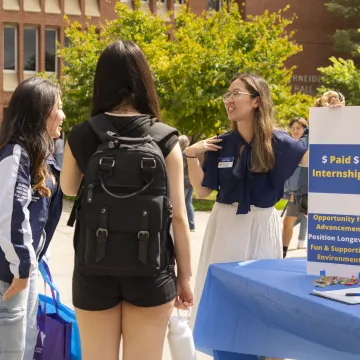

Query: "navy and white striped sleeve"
<box><xmin>0</xmin><ymin>145</ymin><xmax>36</xmax><ymax>278</ymax></box>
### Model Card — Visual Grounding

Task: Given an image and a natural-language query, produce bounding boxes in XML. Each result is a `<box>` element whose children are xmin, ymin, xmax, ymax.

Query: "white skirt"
<box><xmin>190</xmin><ymin>202</ymin><xmax>282</xmax><ymax>329</ymax></box>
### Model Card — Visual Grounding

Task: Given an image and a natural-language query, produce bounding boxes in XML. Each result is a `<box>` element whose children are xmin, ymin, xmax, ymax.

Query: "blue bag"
<box><xmin>38</xmin><ymin>259</ymin><xmax>82</xmax><ymax>360</ymax></box>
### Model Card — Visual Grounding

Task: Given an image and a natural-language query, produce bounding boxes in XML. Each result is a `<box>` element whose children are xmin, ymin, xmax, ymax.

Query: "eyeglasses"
<box><xmin>222</xmin><ymin>90</ymin><xmax>258</xmax><ymax>102</ymax></box>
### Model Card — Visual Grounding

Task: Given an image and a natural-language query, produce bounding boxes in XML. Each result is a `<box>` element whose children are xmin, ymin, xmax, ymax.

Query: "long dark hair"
<box><xmin>0</xmin><ymin>77</ymin><xmax>60</xmax><ymax>197</ymax></box>
<box><xmin>91</xmin><ymin>40</ymin><xmax>161</xmax><ymax>119</ymax></box>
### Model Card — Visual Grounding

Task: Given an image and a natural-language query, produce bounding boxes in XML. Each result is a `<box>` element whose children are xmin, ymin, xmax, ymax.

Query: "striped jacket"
<box><xmin>0</xmin><ymin>143</ymin><xmax>63</xmax><ymax>284</ymax></box>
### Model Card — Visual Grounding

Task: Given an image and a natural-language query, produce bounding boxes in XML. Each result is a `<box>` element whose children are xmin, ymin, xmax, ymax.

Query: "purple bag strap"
<box><xmin>39</xmin><ymin>260</ymin><xmax>60</xmax><ymax>315</ymax></box>
<box><xmin>41</xmin><ymin>280</ymin><xmax>59</xmax><ymax>315</ymax></box>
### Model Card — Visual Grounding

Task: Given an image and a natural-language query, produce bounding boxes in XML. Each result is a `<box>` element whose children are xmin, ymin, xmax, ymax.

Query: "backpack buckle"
<box><xmin>141</xmin><ymin>158</ymin><xmax>156</xmax><ymax>184</ymax></box>
<box><xmin>99</xmin><ymin>157</ymin><xmax>115</xmax><ymax>170</ymax></box>
<box><xmin>141</xmin><ymin>158</ymin><xmax>156</xmax><ymax>169</ymax></box>
<box><xmin>95</xmin><ymin>228</ymin><xmax>108</xmax><ymax>262</ymax></box>
<box><xmin>138</xmin><ymin>231</ymin><xmax>149</xmax><ymax>265</ymax></box>
<box><xmin>96</xmin><ymin>228</ymin><xmax>108</xmax><ymax>238</ymax></box>
<box><xmin>138</xmin><ymin>231</ymin><xmax>149</xmax><ymax>241</ymax></box>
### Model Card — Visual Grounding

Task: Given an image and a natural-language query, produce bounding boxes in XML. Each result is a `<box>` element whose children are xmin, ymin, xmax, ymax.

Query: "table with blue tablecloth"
<box><xmin>193</xmin><ymin>258</ymin><xmax>360</xmax><ymax>360</ymax></box>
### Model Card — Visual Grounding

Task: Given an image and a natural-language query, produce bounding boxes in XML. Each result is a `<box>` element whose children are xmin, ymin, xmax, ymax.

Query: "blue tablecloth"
<box><xmin>193</xmin><ymin>258</ymin><xmax>360</xmax><ymax>360</ymax></box>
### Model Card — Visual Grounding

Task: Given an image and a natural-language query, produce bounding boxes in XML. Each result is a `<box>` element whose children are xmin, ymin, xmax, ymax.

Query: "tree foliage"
<box><xmin>325</xmin><ymin>0</ymin><xmax>360</xmax><ymax>56</ymax></box>
<box><xmin>318</xmin><ymin>55</ymin><xmax>360</xmax><ymax>106</ymax></box>
<box><xmin>320</xmin><ymin>1</ymin><xmax>360</xmax><ymax>102</ymax></box>
<box><xmin>59</xmin><ymin>0</ymin><xmax>313</xmax><ymax>136</ymax></box>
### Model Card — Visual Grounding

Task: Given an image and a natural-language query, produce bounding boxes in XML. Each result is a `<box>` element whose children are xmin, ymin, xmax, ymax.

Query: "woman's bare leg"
<box><xmin>122</xmin><ymin>300</ymin><xmax>174</xmax><ymax>360</ymax></box>
<box><xmin>75</xmin><ymin>304</ymin><xmax>122</xmax><ymax>360</ymax></box>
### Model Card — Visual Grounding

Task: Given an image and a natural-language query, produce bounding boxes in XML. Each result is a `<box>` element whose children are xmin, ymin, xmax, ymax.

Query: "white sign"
<box><xmin>307</xmin><ymin>106</ymin><xmax>360</xmax><ymax>277</ymax></box>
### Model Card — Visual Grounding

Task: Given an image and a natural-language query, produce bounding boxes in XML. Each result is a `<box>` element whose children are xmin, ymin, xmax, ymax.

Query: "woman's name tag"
<box><xmin>218</xmin><ymin>157</ymin><xmax>234</xmax><ymax>168</ymax></box>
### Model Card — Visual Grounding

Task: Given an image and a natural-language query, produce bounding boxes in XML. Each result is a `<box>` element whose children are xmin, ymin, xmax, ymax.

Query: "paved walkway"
<box><xmin>46</xmin><ymin>200</ymin><xmax>306</xmax><ymax>360</ymax></box>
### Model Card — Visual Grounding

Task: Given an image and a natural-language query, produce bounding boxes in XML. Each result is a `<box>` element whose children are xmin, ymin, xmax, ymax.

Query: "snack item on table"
<box><xmin>313</xmin><ymin>275</ymin><xmax>358</xmax><ymax>287</ymax></box>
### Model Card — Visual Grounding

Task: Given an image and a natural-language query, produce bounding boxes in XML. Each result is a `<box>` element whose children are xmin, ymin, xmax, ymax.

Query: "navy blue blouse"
<box><xmin>201</xmin><ymin>130</ymin><xmax>307</xmax><ymax>214</ymax></box>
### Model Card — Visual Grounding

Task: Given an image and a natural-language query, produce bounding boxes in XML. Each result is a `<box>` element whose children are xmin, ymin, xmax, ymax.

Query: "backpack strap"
<box><xmin>143</xmin><ymin>121</ymin><xmax>178</xmax><ymax>273</ymax></box>
<box><xmin>89</xmin><ymin>115</ymin><xmax>178</xmax><ymax>144</ymax></box>
<box><xmin>88</xmin><ymin>114</ymin><xmax>120</xmax><ymax>142</ymax></box>
<box><xmin>67</xmin><ymin>178</ymin><xmax>84</xmax><ymax>227</ymax></box>
<box><xmin>68</xmin><ymin>113</ymin><xmax>115</xmax><ymax>228</ymax></box>
<box><xmin>143</xmin><ymin>121</ymin><xmax>179</xmax><ymax>144</ymax></box>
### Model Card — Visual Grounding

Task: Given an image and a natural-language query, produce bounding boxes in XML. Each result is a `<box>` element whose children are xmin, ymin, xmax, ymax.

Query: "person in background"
<box><xmin>179</xmin><ymin>135</ymin><xmax>196</xmax><ymax>232</ymax></box>
<box><xmin>0</xmin><ymin>77</ymin><xmax>64</xmax><ymax>360</ymax></box>
<box><xmin>315</xmin><ymin>90</ymin><xmax>345</xmax><ymax>108</ymax></box>
<box><xmin>54</xmin><ymin>133</ymin><xmax>64</xmax><ymax>167</ymax></box>
<box><xmin>282</xmin><ymin>90</ymin><xmax>346</xmax><ymax>258</ymax></box>
<box><xmin>60</xmin><ymin>40</ymin><xmax>193</xmax><ymax>360</ymax></box>
<box><xmin>282</xmin><ymin>117</ymin><xmax>309</xmax><ymax>258</ymax></box>
<box><xmin>186</xmin><ymin>73</ymin><xmax>308</xmax><ymax>328</ymax></box>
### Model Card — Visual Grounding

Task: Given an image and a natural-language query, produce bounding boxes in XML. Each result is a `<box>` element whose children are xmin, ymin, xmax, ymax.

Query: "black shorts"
<box><xmin>72</xmin><ymin>263</ymin><xmax>177</xmax><ymax>311</ymax></box>
<box><xmin>285</xmin><ymin>194</ymin><xmax>308</xmax><ymax>217</ymax></box>
<box><xmin>298</xmin><ymin>194</ymin><xmax>308</xmax><ymax>215</ymax></box>
<box><xmin>285</xmin><ymin>200</ymin><xmax>300</xmax><ymax>218</ymax></box>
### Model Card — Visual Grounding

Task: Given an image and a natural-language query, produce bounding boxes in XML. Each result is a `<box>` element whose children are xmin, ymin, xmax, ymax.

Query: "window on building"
<box><xmin>208</xmin><ymin>0</ymin><xmax>229</xmax><ymax>10</ymax></box>
<box><xmin>208</xmin><ymin>0</ymin><xmax>219</xmax><ymax>10</ymax></box>
<box><xmin>3</xmin><ymin>26</ymin><xmax>17</xmax><ymax>71</ymax></box>
<box><xmin>24</xmin><ymin>27</ymin><xmax>38</xmax><ymax>72</ymax></box>
<box><xmin>45</xmin><ymin>28</ymin><xmax>57</xmax><ymax>72</ymax></box>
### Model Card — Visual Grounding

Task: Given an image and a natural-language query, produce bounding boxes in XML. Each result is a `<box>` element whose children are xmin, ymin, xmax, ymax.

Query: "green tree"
<box><xmin>59</xmin><ymin>0</ymin><xmax>313</xmax><ymax>136</ymax></box>
<box><xmin>325</xmin><ymin>0</ymin><xmax>360</xmax><ymax>56</ymax></box>
<box><xmin>318</xmin><ymin>55</ymin><xmax>360</xmax><ymax>105</ymax></box>
<box><xmin>58</xmin><ymin>18</ymin><xmax>107</xmax><ymax>130</ymax></box>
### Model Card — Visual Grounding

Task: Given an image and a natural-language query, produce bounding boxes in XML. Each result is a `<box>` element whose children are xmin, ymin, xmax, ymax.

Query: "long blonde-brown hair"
<box><xmin>230</xmin><ymin>73</ymin><xmax>275</xmax><ymax>173</ymax></box>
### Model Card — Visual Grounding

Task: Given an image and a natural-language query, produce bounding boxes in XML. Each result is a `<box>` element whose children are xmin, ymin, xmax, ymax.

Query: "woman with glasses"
<box><xmin>186</xmin><ymin>73</ymin><xmax>308</xmax><ymax>327</ymax></box>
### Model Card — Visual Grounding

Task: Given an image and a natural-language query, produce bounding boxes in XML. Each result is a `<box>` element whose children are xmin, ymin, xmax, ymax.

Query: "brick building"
<box><xmin>1</xmin><ymin>0</ymin><xmax>111</xmax><ymax>119</ymax></box>
<box><xmin>0</xmin><ymin>0</ymin><xmax>347</xmax><ymax>119</ymax></box>
<box><xmin>243</xmin><ymin>0</ymin><xmax>348</xmax><ymax>96</ymax></box>
<box><xmin>0</xmin><ymin>0</ymin><xmax>197</xmax><ymax>119</ymax></box>
<box><xmin>193</xmin><ymin>0</ymin><xmax>348</xmax><ymax>96</ymax></box>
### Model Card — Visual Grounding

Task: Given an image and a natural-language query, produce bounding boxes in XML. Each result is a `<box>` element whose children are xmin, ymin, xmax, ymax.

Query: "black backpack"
<box><xmin>68</xmin><ymin>114</ymin><xmax>177</xmax><ymax>277</ymax></box>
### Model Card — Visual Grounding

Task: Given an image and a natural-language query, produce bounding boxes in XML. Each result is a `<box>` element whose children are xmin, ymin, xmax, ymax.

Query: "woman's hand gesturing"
<box><xmin>185</xmin><ymin>136</ymin><xmax>222</xmax><ymax>158</ymax></box>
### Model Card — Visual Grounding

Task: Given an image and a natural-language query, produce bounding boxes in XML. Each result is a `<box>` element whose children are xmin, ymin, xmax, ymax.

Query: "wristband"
<box><xmin>186</xmin><ymin>155</ymin><xmax>197</xmax><ymax>158</ymax></box>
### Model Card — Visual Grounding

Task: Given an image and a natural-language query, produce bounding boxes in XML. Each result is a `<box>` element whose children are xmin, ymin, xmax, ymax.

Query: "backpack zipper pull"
<box><xmin>87</xmin><ymin>184</ymin><xmax>94</xmax><ymax>203</ymax></box>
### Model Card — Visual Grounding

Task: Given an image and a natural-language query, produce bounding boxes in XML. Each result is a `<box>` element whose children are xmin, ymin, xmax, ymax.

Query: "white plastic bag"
<box><xmin>167</xmin><ymin>309</ymin><xmax>197</xmax><ymax>360</ymax></box>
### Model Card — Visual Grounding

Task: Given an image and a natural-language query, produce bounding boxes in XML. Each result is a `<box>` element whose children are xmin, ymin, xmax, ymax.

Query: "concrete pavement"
<box><xmin>46</xmin><ymin>200</ymin><xmax>306</xmax><ymax>360</ymax></box>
